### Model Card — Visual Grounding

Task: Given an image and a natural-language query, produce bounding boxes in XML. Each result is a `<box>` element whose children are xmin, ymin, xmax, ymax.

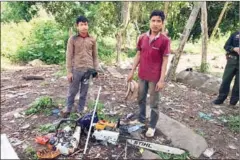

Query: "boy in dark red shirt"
<box><xmin>127</xmin><ymin>10</ymin><xmax>170</xmax><ymax>137</ymax></box>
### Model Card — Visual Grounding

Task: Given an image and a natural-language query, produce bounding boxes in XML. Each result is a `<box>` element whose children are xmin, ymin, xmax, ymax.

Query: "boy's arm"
<box><xmin>66</xmin><ymin>37</ymin><xmax>74</xmax><ymax>74</ymax></box>
<box><xmin>92</xmin><ymin>39</ymin><xmax>99</xmax><ymax>70</ymax></box>
<box><xmin>159</xmin><ymin>56</ymin><xmax>169</xmax><ymax>82</ymax></box>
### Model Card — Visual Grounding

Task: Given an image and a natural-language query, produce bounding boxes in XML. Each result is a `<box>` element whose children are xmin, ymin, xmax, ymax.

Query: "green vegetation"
<box><xmin>38</xmin><ymin>123</ymin><xmax>56</xmax><ymax>134</ymax></box>
<box><xmin>24</xmin><ymin>146</ymin><xmax>38</xmax><ymax>160</ymax></box>
<box><xmin>88</xmin><ymin>100</ymin><xmax>119</xmax><ymax>123</ymax></box>
<box><xmin>157</xmin><ymin>151</ymin><xmax>190</xmax><ymax>160</ymax></box>
<box><xmin>225</xmin><ymin>115</ymin><xmax>240</xmax><ymax>133</ymax></box>
<box><xmin>25</xmin><ymin>96</ymin><xmax>54</xmax><ymax>115</ymax></box>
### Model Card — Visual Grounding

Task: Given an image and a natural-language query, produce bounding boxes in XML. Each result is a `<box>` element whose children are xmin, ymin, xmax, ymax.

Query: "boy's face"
<box><xmin>77</xmin><ymin>22</ymin><xmax>88</xmax><ymax>33</ymax></box>
<box><xmin>150</xmin><ymin>16</ymin><xmax>163</xmax><ymax>33</ymax></box>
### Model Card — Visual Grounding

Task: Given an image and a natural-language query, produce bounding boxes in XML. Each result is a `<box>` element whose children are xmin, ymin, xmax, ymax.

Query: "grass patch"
<box><xmin>225</xmin><ymin>115</ymin><xmax>240</xmax><ymax>133</ymax></box>
<box><xmin>69</xmin><ymin>112</ymin><xmax>79</xmax><ymax>120</ymax></box>
<box><xmin>25</xmin><ymin>146</ymin><xmax>38</xmax><ymax>160</ymax></box>
<box><xmin>38</xmin><ymin>123</ymin><xmax>56</xmax><ymax>134</ymax></box>
<box><xmin>157</xmin><ymin>151</ymin><xmax>190</xmax><ymax>160</ymax></box>
<box><xmin>87</xmin><ymin>100</ymin><xmax>119</xmax><ymax>123</ymax></box>
<box><xmin>25</xmin><ymin>96</ymin><xmax>55</xmax><ymax>116</ymax></box>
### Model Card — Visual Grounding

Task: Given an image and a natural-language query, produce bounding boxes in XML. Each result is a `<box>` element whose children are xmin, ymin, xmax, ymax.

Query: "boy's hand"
<box><xmin>233</xmin><ymin>47</ymin><xmax>240</xmax><ymax>54</ymax></box>
<box><xmin>127</xmin><ymin>71</ymin><xmax>134</xmax><ymax>82</ymax></box>
<box><xmin>155</xmin><ymin>81</ymin><xmax>165</xmax><ymax>91</ymax></box>
<box><xmin>67</xmin><ymin>73</ymin><xmax>73</xmax><ymax>83</ymax></box>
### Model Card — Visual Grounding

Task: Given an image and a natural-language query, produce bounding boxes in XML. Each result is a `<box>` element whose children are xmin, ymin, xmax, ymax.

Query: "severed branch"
<box><xmin>22</xmin><ymin>76</ymin><xmax>44</xmax><ymax>80</ymax></box>
<box><xmin>1</xmin><ymin>84</ymin><xmax>29</xmax><ymax>91</ymax></box>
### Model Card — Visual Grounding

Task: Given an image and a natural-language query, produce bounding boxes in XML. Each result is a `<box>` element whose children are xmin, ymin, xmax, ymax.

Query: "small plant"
<box><xmin>25</xmin><ymin>146</ymin><xmax>38</xmax><ymax>160</ymax></box>
<box><xmin>38</xmin><ymin>123</ymin><xmax>56</xmax><ymax>134</ymax></box>
<box><xmin>69</xmin><ymin>113</ymin><xmax>79</xmax><ymax>120</ymax></box>
<box><xmin>25</xmin><ymin>96</ymin><xmax>54</xmax><ymax>115</ymax></box>
<box><xmin>226</xmin><ymin>115</ymin><xmax>240</xmax><ymax>133</ymax></box>
<box><xmin>88</xmin><ymin>100</ymin><xmax>105</xmax><ymax>120</ymax></box>
<box><xmin>157</xmin><ymin>151</ymin><xmax>190</xmax><ymax>160</ymax></box>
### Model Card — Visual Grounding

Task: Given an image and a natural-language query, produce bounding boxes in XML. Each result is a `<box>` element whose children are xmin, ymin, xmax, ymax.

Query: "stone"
<box><xmin>28</xmin><ymin>59</ymin><xmax>45</xmax><ymax>67</ymax></box>
<box><xmin>199</xmin><ymin>78</ymin><xmax>222</xmax><ymax>94</ymax></box>
<box><xmin>13</xmin><ymin>112</ymin><xmax>24</xmax><ymax>119</ymax></box>
<box><xmin>176</xmin><ymin>70</ymin><xmax>222</xmax><ymax>95</ymax></box>
<box><xmin>3</xmin><ymin>106</ymin><xmax>29</xmax><ymax>118</ymax></box>
<box><xmin>1</xmin><ymin>134</ymin><xmax>19</xmax><ymax>159</ymax></box>
<box><xmin>154</xmin><ymin>112</ymin><xmax>208</xmax><ymax>158</ymax></box>
<box><xmin>141</xmin><ymin>150</ymin><xmax>161</xmax><ymax>159</ymax></box>
<box><xmin>176</xmin><ymin>70</ymin><xmax>191</xmax><ymax>83</ymax></box>
<box><xmin>21</xmin><ymin>124</ymin><xmax>30</xmax><ymax>130</ymax></box>
<box><xmin>203</xmin><ymin>148</ymin><xmax>215</xmax><ymax>158</ymax></box>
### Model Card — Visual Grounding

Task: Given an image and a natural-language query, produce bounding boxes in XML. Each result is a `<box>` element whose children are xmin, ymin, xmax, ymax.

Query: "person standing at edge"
<box><xmin>127</xmin><ymin>10</ymin><xmax>171</xmax><ymax>137</ymax></box>
<box><xmin>212</xmin><ymin>31</ymin><xmax>239</xmax><ymax>108</ymax></box>
<box><xmin>61</xmin><ymin>15</ymin><xmax>99</xmax><ymax>118</ymax></box>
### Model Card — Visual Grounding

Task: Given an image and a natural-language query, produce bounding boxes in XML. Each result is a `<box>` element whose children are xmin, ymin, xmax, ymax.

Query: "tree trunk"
<box><xmin>210</xmin><ymin>2</ymin><xmax>229</xmax><ymax>40</ymax></box>
<box><xmin>166</xmin><ymin>2</ymin><xmax>203</xmax><ymax>81</ymax></box>
<box><xmin>163</xmin><ymin>2</ymin><xmax>169</xmax><ymax>32</ymax></box>
<box><xmin>116</xmin><ymin>32</ymin><xmax>122</xmax><ymax>65</ymax></box>
<box><xmin>121</xmin><ymin>2</ymin><xmax>131</xmax><ymax>27</ymax></box>
<box><xmin>201</xmin><ymin>1</ymin><xmax>208</xmax><ymax>72</ymax></box>
<box><xmin>121</xmin><ymin>2</ymin><xmax>131</xmax><ymax>49</ymax></box>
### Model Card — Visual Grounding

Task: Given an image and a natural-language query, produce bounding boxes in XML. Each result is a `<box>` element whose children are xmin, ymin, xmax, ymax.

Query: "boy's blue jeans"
<box><xmin>66</xmin><ymin>69</ymin><xmax>89</xmax><ymax>112</ymax></box>
<box><xmin>138</xmin><ymin>78</ymin><xmax>160</xmax><ymax>128</ymax></box>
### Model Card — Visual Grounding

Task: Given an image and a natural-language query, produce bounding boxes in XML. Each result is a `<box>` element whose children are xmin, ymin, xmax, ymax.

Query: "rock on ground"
<box><xmin>154</xmin><ymin>112</ymin><xmax>208</xmax><ymax>158</ymax></box>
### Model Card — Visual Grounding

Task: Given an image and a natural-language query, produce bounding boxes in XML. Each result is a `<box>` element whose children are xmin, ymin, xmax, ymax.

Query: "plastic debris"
<box><xmin>198</xmin><ymin>112</ymin><xmax>213</xmax><ymax>121</ymax></box>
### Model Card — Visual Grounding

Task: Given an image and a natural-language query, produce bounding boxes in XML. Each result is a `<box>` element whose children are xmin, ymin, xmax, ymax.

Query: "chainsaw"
<box><xmin>126</xmin><ymin>139</ymin><xmax>185</xmax><ymax>155</ymax></box>
<box><xmin>95</xmin><ymin>119</ymin><xmax>120</xmax><ymax>130</ymax></box>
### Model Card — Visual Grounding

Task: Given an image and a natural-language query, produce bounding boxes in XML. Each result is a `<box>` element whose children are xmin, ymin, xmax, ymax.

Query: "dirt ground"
<box><xmin>1</xmin><ymin>57</ymin><xmax>239</xmax><ymax>159</ymax></box>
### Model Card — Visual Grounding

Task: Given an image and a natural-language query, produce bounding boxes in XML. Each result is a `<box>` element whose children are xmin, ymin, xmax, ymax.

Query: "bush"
<box><xmin>1</xmin><ymin>21</ymin><xmax>32</xmax><ymax>59</ymax></box>
<box><xmin>11</xmin><ymin>19</ymin><xmax>69</xmax><ymax>64</ymax></box>
<box><xmin>98</xmin><ymin>40</ymin><xmax>115</xmax><ymax>64</ymax></box>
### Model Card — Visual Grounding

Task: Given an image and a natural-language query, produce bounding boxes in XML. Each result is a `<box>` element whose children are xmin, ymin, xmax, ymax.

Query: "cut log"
<box><xmin>22</xmin><ymin>76</ymin><xmax>44</xmax><ymax>80</ymax></box>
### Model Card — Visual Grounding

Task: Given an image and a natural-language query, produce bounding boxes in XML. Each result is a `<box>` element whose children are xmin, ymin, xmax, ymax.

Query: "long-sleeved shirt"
<box><xmin>66</xmin><ymin>34</ymin><xmax>98</xmax><ymax>73</ymax></box>
<box><xmin>224</xmin><ymin>31</ymin><xmax>240</xmax><ymax>56</ymax></box>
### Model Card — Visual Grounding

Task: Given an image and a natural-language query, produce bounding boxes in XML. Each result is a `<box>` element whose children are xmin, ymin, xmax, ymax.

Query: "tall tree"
<box><xmin>200</xmin><ymin>1</ymin><xmax>208</xmax><ymax>73</ymax></box>
<box><xmin>116</xmin><ymin>1</ymin><xmax>131</xmax><ymax>65</ymax></box>
<box><xmin>210</xmin><ymin>2</ymin><xmax>229</xmax><ymax>40</ymax></box>
<box><xmin>163</xmin><ymin>2</ymin><xmax>170</xmax><ymax>32</ymax></box>
<box><xmin>167</xmin><ymin>2</ymin><xmax>203</xmax><ymax>81</ymax></box>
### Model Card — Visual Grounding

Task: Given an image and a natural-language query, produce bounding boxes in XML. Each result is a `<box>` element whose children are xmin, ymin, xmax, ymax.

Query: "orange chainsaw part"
<box><xmin>35</xmin><ymin>136</ymin><xmax>49</xmax><ymax>145</ymax></box>
<box><xmin>95</xmin><ymin>120</ymin><xmax>116</xmax><ymax>130</ymax></box>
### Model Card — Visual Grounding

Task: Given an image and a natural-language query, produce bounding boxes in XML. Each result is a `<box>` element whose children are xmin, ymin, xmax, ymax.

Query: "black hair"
<box><xmin>150</xmin><ymin>10</ymin><xmax>165</xmax><ymax>22</ymax></box>
<box><xmin>76</xmin><ymin>15</ymin><xmax>88</xmax><ymax>24</ymax></box>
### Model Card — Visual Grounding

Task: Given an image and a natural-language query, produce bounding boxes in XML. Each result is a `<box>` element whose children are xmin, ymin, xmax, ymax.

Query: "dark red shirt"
<box><xmin>137</xmin><ymin>31</ymin><xmax>170</xmax><ymax>82</ymax></box>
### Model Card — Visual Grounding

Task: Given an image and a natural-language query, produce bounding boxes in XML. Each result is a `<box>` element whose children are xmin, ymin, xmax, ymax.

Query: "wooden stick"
<box><xmin>22</xmin><ymin>76</ymin><xmax>44</xmax><ymax>80</ymax></box>
<box><xmin>1</xmin><ymin>84</ymin><xmax>29</xmax><ymax>91</ymax></box>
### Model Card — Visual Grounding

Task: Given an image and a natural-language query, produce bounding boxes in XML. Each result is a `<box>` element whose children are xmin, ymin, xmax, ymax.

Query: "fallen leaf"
<box><xmin>21</xmin><ymin>124</ymin><xmax>30</xmax><ymax>130</ymax></box>
<box><xmin>228</xmin><ymin>144</ymin><xmax>237</xmax><ymax>150</ymax></box>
